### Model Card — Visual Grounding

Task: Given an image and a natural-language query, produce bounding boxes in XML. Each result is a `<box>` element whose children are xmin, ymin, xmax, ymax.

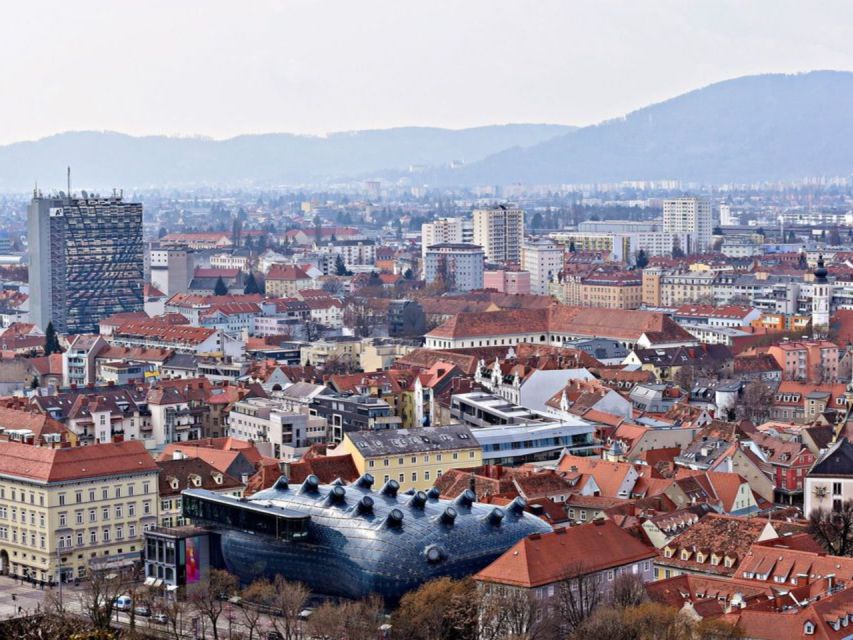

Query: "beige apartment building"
<box><xmin>473</xmin><ymin>205</ymin><xmax>525</xmax><ymax>264</ymax></box>
<box><xmin>0</xmin><ymin>440</ymin><xmax>159</xmax><ymax>583</ymax></box>
<box><xmin>564</xmin><ymin>271</ymin><xmax>643</xmax><ymax>309</ymax></box>
<box><xmin>653</xmin><ymin>271</ymin><xmax>718</xmax><ymax>306</ymax></box>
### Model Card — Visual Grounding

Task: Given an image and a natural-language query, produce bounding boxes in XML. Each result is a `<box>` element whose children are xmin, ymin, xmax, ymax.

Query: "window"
<box><xmin>368</xmin><ymin>460</ymin><xmax>375</xmax><ymax>468</ymax></box>
<box><xmin>128</xmin><ymin>485</ymin><xmax>134</xmax><ymax>497</ymax></box>
<box><xmin>452</xmin><ymin>453</ymin><xmax>458</xmax><ymax>460</ymax></box>
<box><xmin>398</xmin><ymin>474</ymin><xmax>404</xmax><ymax>483</ymax></box>
<box><xmin>143</xmin><ymin>502</ymin><xmax>151</xmax><ymax>516</ymax></box>
<box><xmin>834</xmin><ymin>482</ymin><xmax>843</xmax><ymax>496</ymax></box>
<box><xmin>411</xmin><ymin>473</ymin><xmax>418</xmax><ymax>482</ymax></box>
<box><xmin>115</xmin><ymin>505</ymin><xmax>123</xmax><ymax>519</ymax></box>
<box><xmin>608</xmin><ymin>570</ymin><xmax>614</xmax><ymax>581</ymax></box>
<box><xmin>89</xmin><ymin>530</ymin><xmax>97</xmax><ymax>544</ymax></box>
<box><xmin>580</xmin><ymin>511</ymin><xmax>587</xmax><ymax>521</ymax></box>
<box><xmin>143</xmin><ymin>483</ymin><xmax>150</xmax><ymax>495</ymax></box>
<box><xmin>102</xmin><ymin>507</ymin><xmax>109</xmax><ymax>521</ymax></box>
<box><xmin>116</xmin><ymin>526</ymin><xmax>124</xmax><ymax>541</ymax></box>
<box><xmin>114</xmin><ymin>487</ymin><xmax>121</xmax><ymax>499</ymax></box>
<box><xmin>128</xmin><ymin>503</ymin><xmax>136</xmax><ymax>517</ymax></box>
<box><xmin>129</xmin><ymin>524</ymin><xmax>136</xmax><ymax>538</ymax></box>
<box><xmin>59</xmin><ymin>513</ymin><xmax>67</xmax><ymax>527</ymax></box>
<box><xmin>102</xmin><ymin>488</ymin><xmax>108</xmax><ymax>500</ymax></box>
<box><xmin>75</xmin><ymin>491</ymin><xmax>82</xmax><ymax>504</ymax></box>
<box><xmin>89</xmin><ymin>509</ymin><xmax>96</xmax><ymax>523</ymax></box>
<box><xmin>424</xmin><ymin>471</ymin><xmax>430</xmax><ymax>481</ymax></box>
<box><xmin>76</xmin><ymin>532</ymin><xmax>83</xmax><ymax>547</ymax></box>
<box><xmin>89</xmin><ymin>490</ymin><xmax>96</xmax><ymax>502</ymax></box>
<box><xmin>39</xmin><ymin>513</ymin><xmax>44</xmax><ymax>528</ymax></box>
<box><xmin>58</xmin><ymin>494</ymin><xmax>66</xmax><ymax>507</ymax></box>
<box><xmin>102</xmin><ymin>529</ymin><xmax>110</xmax><ymax>543</ymax></box>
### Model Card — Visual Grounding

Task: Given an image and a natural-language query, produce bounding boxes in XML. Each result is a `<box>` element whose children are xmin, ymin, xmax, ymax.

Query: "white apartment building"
<box><xmin>663</xmin><ymin>197</ymin><xmax>712</xmax><ymax>254</ymax></box>
<box><xmin>473</xmin><ymin>205</ymin><xmax>525</xmax><ymax>264</ymax></box>
<box><xmin>315</xmin><ymin>240</ymin><xmax>376</xmax><ymax>268</ymax></box>
<box><xmin>423</xmin><ymin>243</ymin><xmax>485</xmax><ymax>292</ymax></box>
<box><xmin>421</xmin><ymin>218</ymin><xmax>464</xmax><ymax>260</ymax></box>
<box><xmin>149</xmin><ymin>247</ymin><xmax>193</xmax><ymax>297</ymax></box>
<box><xmin>209</xmin><ymin>252</ymin><xmax>251</xmax><ymax>271</ymax></box>
<box><xmin>719</xmin><ymin>204</ymin><xmax>739</xmax><ymax>226</ymax></box>
<box><xmin>227</xmin><ymin>397</ymin><xmax>317</xmax><ymax>459</ymax></box>
<box><xmin>522</xmin><ymin>239</ymin><xmax>563</xmax><ymax>295</ymax></box>
<box><xmin>577</xmin><ymin>220</ymin><xmax>661</xmax><ymax>234</ymax></box>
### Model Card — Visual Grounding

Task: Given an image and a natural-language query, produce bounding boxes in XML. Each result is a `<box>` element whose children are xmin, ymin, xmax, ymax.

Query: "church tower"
<box><xmin>812</xmin><ymin>254</ymin><xmax>831</xmax><ymax>335</ymax></box>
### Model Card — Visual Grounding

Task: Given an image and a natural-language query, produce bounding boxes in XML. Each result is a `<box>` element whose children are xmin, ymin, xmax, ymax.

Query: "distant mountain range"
<box><xmin>442</xmin><ymin>71</ymin><xmax>853</xmax><ymax>186</ymax></box>
<box><xmin>0</xmin><ymin>125</ymin><xmax>572</xmax><ymax>191</ymax></box>
<box><xmin>2</xmin><ymin>70</ymin><xmax>852</xmax><ymax>190</ymax></box>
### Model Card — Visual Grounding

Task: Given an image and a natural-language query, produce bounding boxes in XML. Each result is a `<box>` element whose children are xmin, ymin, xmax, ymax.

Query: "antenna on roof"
<box><xmin>67</xmin><ymin>166</ymin><xmax>71</xmax><ymax>197</ymax></box>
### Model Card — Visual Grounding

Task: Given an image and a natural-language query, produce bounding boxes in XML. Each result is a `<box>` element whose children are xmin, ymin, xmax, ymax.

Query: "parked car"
<box><xmin>133</xmin><ymin>605</ymin><xmax>151</xmax><ymax>617</ymax></box>
<box><xmin>152</xmin><ymin>612</ymin><xmax>169</xmax><ymax>624</ymax></box>
<box><xmin>114</xmin><ymin>596</ymin><xmax>132</xmax><ymax>612</ymax></box>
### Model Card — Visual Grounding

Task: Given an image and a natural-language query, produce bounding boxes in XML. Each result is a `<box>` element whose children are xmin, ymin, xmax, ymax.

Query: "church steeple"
<box><xmin>812</xmin><ymin>253</ymin><xmax>831</xmax><ymax>335</ymax></box>
<box><xmin>815</xmin><ymin>253</ymin><xmax>828</xmax><ymax>283</ymax></box>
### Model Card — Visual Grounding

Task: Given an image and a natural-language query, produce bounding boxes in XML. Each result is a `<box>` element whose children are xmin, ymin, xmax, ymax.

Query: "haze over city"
<box><xmin>2</xmin><ymin>1</ymin><xmax>853</xmax><ymax>144</ymax></box>
<box><xmin>1</xmin><ymin>3</ymin><xmax>853</xmax><ymax>640</ymax></box>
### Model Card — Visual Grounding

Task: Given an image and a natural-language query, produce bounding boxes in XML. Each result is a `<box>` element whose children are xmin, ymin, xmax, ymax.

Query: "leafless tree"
<box><xmin>738</xmin><ymin>380</ymin><xmax>774</xmax><ymax>423</ymax></box>
<box><xmin>339</xmin><ymin>595</ymin><xmax>384</xmax><ymax>640</ymax></box>
<box><xmin>673</xmin><ymin>365</ymin><xmax>696</xmax><ymax>391</ymax></box>
<box><xmin>268</xmin><ymin>576</ymin><xmax>310</xmax><ymax>640</ymax></box>
<box><xmin>77</xmin><ymin>567</ymin><xmax>131</xmax><ymax>633</ymax></box>
<box><xmin>552</xmin><ymin>564</ymin><xmax>604</xmax><ymax>631</ymax></box>
<box><xmin>154</xmin><ymin>596</ymin><xmax>190</xmax><ymax>640</ymax></box>
<box><xmin>304</xmin><ymin>601</ymin><xmax>342</xmax><ymax>639</ymax></box>
<box><xmin>189</xmin><ymin>568</ymin><xmax>239</xmax><ymax>640</ymax></box>
<box><xmin>478</xmin><ymin>585</ymin><xmax>553</xmax><ymax>640</ymax></box>
<box><xmin>809</xmin><ymin>500</ymin><xmax>853</xmax><ymax>556</ymax></box>
<box><xmin>237</xmin><ymin>577</ymin><xmax>276</xmax><ymax>640</ymax></box>
<box><xmin>610</xmin><ymin>573</ymin><xmax>647</xmax><ymax>608</ymax></box>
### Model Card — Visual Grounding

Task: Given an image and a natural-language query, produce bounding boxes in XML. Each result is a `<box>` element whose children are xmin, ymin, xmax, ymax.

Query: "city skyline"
<box><xmin>1</xmin><ymin>1</ymin><xmax>852</xmax><ymax>145</ymax></box>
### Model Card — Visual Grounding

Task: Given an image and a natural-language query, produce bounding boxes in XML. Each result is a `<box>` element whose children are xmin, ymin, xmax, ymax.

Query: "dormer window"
<box><xmin>213</xmin><ymin>473</ymin><xmax>223</xmax><ymax>485</ymax></box>
<box><xmin>724</xmin><ymin>556</ymin><xmax>735</xmax><ymax>568</ymax></box>
<box><xmin>680</xmin><ymin>549</ymin><xmax>692</xmax><ymax>561</ymax></box>
<box><xmin>664</xmin><ymin>547</ymin><xmax>674</xmax><ymax>559</ymax></box>
<box><xmin>170</xmin><ymin>479</ymin><xmax>179</xmax><ymax>490</ymax></box>
<box><xmin>696</xmin><ymin>552</ymin><xmax>706</xmax><ymax>563</ymax></box>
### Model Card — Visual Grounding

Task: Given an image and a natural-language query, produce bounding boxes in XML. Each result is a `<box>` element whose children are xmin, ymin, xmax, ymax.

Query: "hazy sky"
<box><xmin>1</xmin><ymin>0</ymin><xmax>852</xmax><ymax>145</ymax></box>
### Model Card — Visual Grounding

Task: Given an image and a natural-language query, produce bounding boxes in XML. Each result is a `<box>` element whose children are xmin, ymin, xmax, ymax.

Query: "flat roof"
<box><xmin>182</xmin><ymin>488</ymin><xmax>310</xmax><ymax>521</ymax></box>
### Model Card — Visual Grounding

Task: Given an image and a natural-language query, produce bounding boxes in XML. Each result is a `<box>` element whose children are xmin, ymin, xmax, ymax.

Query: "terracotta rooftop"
<box><xmin>0</xmin><ymin>440</ymin><xmax>157</xmax><ymax>483</ymax></box>
<box><xmin>475</xmin><ymin>520</ymin><xmax>655</xmax><ymax>588</ymax></box>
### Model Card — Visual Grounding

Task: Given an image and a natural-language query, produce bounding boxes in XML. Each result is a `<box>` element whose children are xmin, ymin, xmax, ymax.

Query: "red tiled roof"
<box><xmin>475</xmin><ymin>520</ymin><xmax>655</xmax><ymax>587</ymax></box>
<box><xmin>427</xmin><ymin>304</ymin><xmax>694</xmax><ymax>343</ymax></box>
<box><xmin>0</xmin><ymin>440</ymin><xmax>157</xmax><ymax>483</ymax></box>
<box><xmin>267</xmin><ymin>265</ymin><xmax>311</xmax><ymax>281</ymax></box>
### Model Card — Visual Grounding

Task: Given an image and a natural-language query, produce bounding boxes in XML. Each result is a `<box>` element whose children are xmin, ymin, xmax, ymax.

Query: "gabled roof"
<box><xmin>475</xmin><ymin>520</ymin><xmax>655</xmax><ymax>587</ymax></box>
<box><xmin>810</xmin><ymin>438</ymin><xmax>853</xmax><ymax>477</ymax></box>
<box><xmin>0</xmin><ymin>440</ymin><xmax>157</xmax><ymax>483</ymax></box>
<box><xmin>556</xmin><ymin>454</ymin><xmax>637</xmax><ymax>498</ymax></box>
<box><xmin>157</xmin><ymin>458</ymin><xmax>243</xmax><ymax>497</ymax></box>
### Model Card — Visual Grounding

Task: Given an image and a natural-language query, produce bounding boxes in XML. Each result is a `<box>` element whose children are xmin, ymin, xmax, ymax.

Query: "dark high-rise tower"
<box><xmin>28</xmin><ymin>190</ymin><xmax>144</xmax><ymax>334</ymax></box>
